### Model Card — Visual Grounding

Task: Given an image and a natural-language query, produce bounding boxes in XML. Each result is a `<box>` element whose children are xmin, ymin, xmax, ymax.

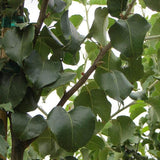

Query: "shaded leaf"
<box><xmin>24</xmin><ymin>51</ymin><xmax>61</xmax><ymax>88</ymax></box>
<box><xmin>0</xmin><ymin>135</ymin><xmax>8</xmax><ymax>158</ymax></box>
<box><xmin>109</xmin><ymin>14</ymin><xmax>150</xmax><ymax>59</ymax></box>
<box><xmin>85</xmin><ymin>135</ymin><xmax>105</xmax><ymax>150</ymax></box>
<box><xmin>47</xmin><ymin>106</ymin><xmax>95</xmax><ymax>152</ymax></box>
<box><xmin>11</xmin><ymin>112</ymin><xmax>47</xmax><ymax>141</ymax></box>
<box><xmin>61</xmin><ymin>11</ymin><xmax>84</xmax><ymax>54</ymax></box>
<box><xmin>108</xmin><ymin>116</ymin><xmax>135</xmax><ymax>145</ymax></box>
<box><xmin>48</xmin><ymin>0</ymin><xmax>66</xmax><ymax>13</ymax></box>
<box><xmin>0</xmin><ymin>103</ymin><xmax>13</xmax><ymax>112</ymax></box>
<box><xmin>3</xmin><ymin>25</ymin><xmax>35</xmax><ymax>66</ymax></box>
<box><xmin>130</xmin><ymin>91</ymin><xmax>147</xmax><ymax>100</ymax></box>
<box><xmin>107</xmin><ymin>0</ymin><xmax>128</xmax><ymax>18</ymax></box>
<box><xmin>94</xmin><ymin>70</ymin><xmax>133</xmax><ymax>102</ymax></box>
<box><xmin>144</xmin><ymin>0</ymin><xmax>160</xmax><ymax>12</ymax></box>
<box><xmin>74</xmin><ymin>89</ymin><xmax>111</xmax><ymax>122</ymax></box>
<box><xmin>89</xmin><ymin>7</ymin><xmax>108</xmax><ymax>46</ymax></box>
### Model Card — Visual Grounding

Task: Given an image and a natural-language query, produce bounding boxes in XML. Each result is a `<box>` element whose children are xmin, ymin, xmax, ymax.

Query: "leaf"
<box><xmin>74</xmin><ymin>89</ymin><xmax>111</xmax><ymax>122</ymax></box>
<box><xmin>39</xmin><ymin>26</ymin><xmax>64</xmax><ymax>50</ymax></box>
<box><xmin>43</xmin><ymin>72</ymin><xmax>76</xmax><ymax>96</ymax></box>
<box><xmin>0</xmin><ymin>103</ymin><xmax>13</xmax><ymax>112</ymax></box>
<box><xmin>109</xmin><ymin>14</ymin><xmax>150</xmax><ymax>59</ymax></box>
<box><xmin>107</xmin><ymin>0</ymin><xmax>128</xmax><ymax>18</ymax></box>
<box><xmin>48</xmin><ymin>0</ymin><xmax>66</xmax><ymax>13</ymax></box>
<box><xmin>129</xmin><ymin>100</ymin><xmax>147</xmax><ymax>120</ymax></box>
<box><xmin>123</xmin><ymin>58</ymin><xmax>144</xmax><ymax>83</ymax></box>
<box><xmin>144</xmin><ymin>0</ymin><xmax>160</xmax><ymax>11</ymax></box>
<box><xmin>130</xmin><ymin>91</ymin><xmax>147</xmax><ymax>100</ymax></box>
<box><xmin>147</xmin><ymin>96</ymin><xmax>160</xmax><ymax>122</ymax></box>
<box><xmin>0</xmin><ymin>72</ymin><xmax>27</xmax><ymax>107</ymax></box>
<box><xmin>70</xmin><ymin>15</ymin><xmax>83</xmax><ymax>29</ymax></box>
<box><xmin>94</xmin><ymin>70</ymin><xmax>133</xmax><ymax>102</ymax></box>
<box><xmin>15</xmin><ymin>88</ymin><xmax>39</xmax><ymax>113</ymax></box>
<box><xmin>3</xmin><ymin>25</ymin><xmax>35</xmax><ymax>66</ymax></box>
<box><xmin>47</xmin><ymin>106</ymin><xmax>95</xmax><ymax>152</ymax></box>
<box><xmin>89</xmin><ymin>0</ymin><xmax>107</xmax><ymax>5</ymax></box>
<box><xmin>32</xmin><ymin>129</ymin><xmax>56</xmax><ymax>158</ymax></box>
<box><xmin>89</xmin><ymin>7</ymin><xmax>108</xmax><ymax>46</ymax></box>
<box><xmin>11</xmin><ymin>112</ymin><xmax>47</xmax><ymax>141</ymax></box>
<box><xmin>108</xmin><ymin>116</ymin><xmax>135</xmax><ymax>145</ymax></box>
<box><xmin>85</xmin><ymin>135</ymin><xmax>105</xmax><ymax>150</ymax></box>
<box><xmin>24</xmin><ymin>50</ymin><xmax>62</xmax><ymax>88</ymax></box>
<box><xmin>61</xmin><ymin>11</ymin><xmax>84</xmax><ymax>54</ymax></box>
<box><xmin>0</xmin><ymin>135</ymin><xmax>8</xmax><ymax>158</ymax></box>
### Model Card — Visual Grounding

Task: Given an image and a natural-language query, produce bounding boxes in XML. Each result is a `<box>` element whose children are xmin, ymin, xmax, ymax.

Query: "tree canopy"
<box><xmin>0</xmin><ymin>0</ymin><xmax>160</xmax><ymax>159</ymax></box>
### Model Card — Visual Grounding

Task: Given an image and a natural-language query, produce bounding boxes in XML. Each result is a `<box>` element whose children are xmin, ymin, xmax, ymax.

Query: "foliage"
<box><xmin>0</xmin><ymin>0</ymin><xmax>160</xmax><ymax>159</ymax></box>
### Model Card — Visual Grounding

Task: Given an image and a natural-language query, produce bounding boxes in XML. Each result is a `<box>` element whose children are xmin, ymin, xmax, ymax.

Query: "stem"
<box><xmin>34</xmin><ymin>0</ymin><xmax>49</xmax><ymax>43</ymax></box>
<box><xmin>145</xmin><ymin>35</ymin><xmax>160</xmax><ymax>40</ymax></box>
<box><xmin>147</xmin><ymin>79</ymin><xmax>159</xmax><ymax>91</ymax></box>
<box><xmin>85</xmin><ymin>5</ymin><xmax>90</xmax><ymax>32</ymax></box>
<box><xmin>111</xmin><ymin>101</ymin><xmax>136</xmax><ymax>118</ymax></box>
<box><xmin>57</xmin><ymin>42</ymin><xmax>112</xmax><ymax>106</ymax></box>
<box><xmin>38</xmin><ymin>106</ymin><xmax>47</xmax><ymax>116</ymax></box>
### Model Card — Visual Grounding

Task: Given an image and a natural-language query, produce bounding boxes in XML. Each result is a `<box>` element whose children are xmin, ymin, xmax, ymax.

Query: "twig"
<box><xmin>57</xmin><ymin>43</ymin><xmax>112</xmax><ymax>106</ymax></box>
<box><xmin>122</xmin><ymin>0</ymin><xmax>136</xmax><ymax>19</ymax></box>
<box><xmin>145</xmin><ymin>35</ymin><xmax>160</xmax><ymax>40</ymax></box>
<box><xmin>34</xmin><ymin>0</ymin><xmax>49</xmax><ymax>42</ymax></box>
<box><xmin>111</xmin><ymin>101</ymin><xmax>136</xmax><ymax>118</ymax></box>
<box><xmin>38</xmin><ymin>106</ymin><xmax>47</xmax><ymax>116</ymax></box>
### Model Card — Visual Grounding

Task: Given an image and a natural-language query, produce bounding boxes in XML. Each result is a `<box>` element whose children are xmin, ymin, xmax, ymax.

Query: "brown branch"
<box><xmin>34</xmin><ymin>0</ymin><xmax>49</xmax><ymax>42</ymax></box>
<box><xmin>57</xmin><ymin>0</ymin><xmax>136</xmax><ymax>107</ymax></box>
<box><xmin>57</xmin><ymin>43</ymin><xmax>112</xmax><ymax>107</ymax></box>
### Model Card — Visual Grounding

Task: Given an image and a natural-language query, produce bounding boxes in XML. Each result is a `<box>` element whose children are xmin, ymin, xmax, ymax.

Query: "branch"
<box><xmin>34</xmin><ymin>0</ymin><xmax>49</xmax><ymax>42</ymax></box>
<box><xmin>57</xmin><ymin>43</ymin><xmax>112</xmax><ymax>106</ymax></box>
<box><xmin>57</xmin><ymin>0</ymin><xmax>136</xmax><ymax>107</ymax></box>
<box><xmin>145</xmin><ymin>35</ymin><xmax>160</xmax><ymax>40</ymax></box>
<box><xmin>111</xmin><ymin>101</ymin><xmax>136</xmax><ymax>118</ymax></box>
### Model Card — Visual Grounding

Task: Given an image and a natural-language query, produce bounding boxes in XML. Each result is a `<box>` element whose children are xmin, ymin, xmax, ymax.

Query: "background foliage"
<box><xmin>0</xmin><ymin>0</ymin><xmax>160</xmax><ymax>159</ymax></box>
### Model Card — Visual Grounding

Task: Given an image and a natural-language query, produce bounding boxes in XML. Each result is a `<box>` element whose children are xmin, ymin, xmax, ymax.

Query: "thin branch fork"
<box><xmin>34</xmin><ymin>0</ymin><xmax>49</xmax><ymax>41</ymax></box>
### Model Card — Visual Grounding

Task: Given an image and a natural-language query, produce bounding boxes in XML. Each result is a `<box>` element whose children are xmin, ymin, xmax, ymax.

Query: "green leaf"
<box><xmin>47</xmin><ymin>106</ymin><xmax>95</xmax><ymax>152</ymax></box>
<box><xmin>85</xmin><ymin>41</ymin><xmax>99</xmax><ymax>62</ymax></box>
<box><xmin>107</xmin><ymin>0</ymin><xmax>128</xmax><ymax>18</ymax></box>
<box><xmin>0</xmin><ymin>72</ymin><xmax>27</xmax><ymax>107</ymax></box>
<box><xmin>39</xmin><ymin>26</ymin><xmax>64</xmax><ymax>50</ymax></box>
<box><xmin>123</xmin><ymin>58</ymin><xmax>144</xmax><ymax>83</ymax></box>
<box><xmin>85</xmin><ymin>135</ymin><xmax>105</xmax><ymax>150</ymax></box>
<box><xmin>94</xmin><ymin>70</ymin><xmax>133</xmax><ymax>102</ymax></box>
<box><xmin>3</xmin><ymin>25</ymin><xmax>35</xmax><ymax>66</ymax></box>
<box><xmin>108</xmin><ymin>116</ymin><xmax>135</xmax><ymax>145</ymax></box>
<box><xmin>89</xmin><ymin>7</ymin><xmax>108</xmax><ymax>46</ymax></box>
<box><xmin>48</xmin><ymin>0</ymin><xmax>66</xmax><ymax>13</ymax></box>
<box><xmin>11</xmin><ymin>112</ymin><xmax>47</xmax><ymax>141</ymax></box>
<box><xmin>0</xmin><ymin>135</ymin><xmax>8</xmax><ymax>158</ymax></box>
<box><xmin>61</xmin><ymin>11</ymin><xmax>84</xmax><ymax>54</ymax></box>
<box><xmin>130</xmin><ymin>91</ymin><xmax>147</xmax><ymax>100</ymax></box>
<box><xmin>129</xmin><ymin>100</ymin><xmax>147</xmax><ymax>120</ymax></box>
<box><xmin>109</xmin><ymin>14</ymin><xmax>150</xmax><ymax>59</ymax></box>
<box><xmin>0</xmin><ymin>103</ymin><xmax>13</xmax><ymax>112</ymax></box>
<box><xmin>144</xmin><ymin>0</ymin><xmax>160</xmax><ymax>11</ymax></box>
<box><xmin>15</xmin><ymin>88</ymin><xmax>39</xmax><ymax>113</ymax></box>
<box><xmin>24</xmin><ymin>51</ymin><xmax>61</xmax><ymax>88</ymax></box>
<box><xmin>70</xmin><ymin>15</ymin><xmax>83</xmax><ymax>29</ymax></box>
<box><xmin>147</xmin><ymin>96</ymin><xmax>160</xmax><ymax>122</ymax></box>
<box><xmin>32</xmin><ymin>129</ymin><xmax>56</xmax><ymax>158</ymax></box>
<box><xmin>89</xmin><ymin>0</ymin><xmax>107</xmax><ymax>5</ymax></box>
<box><xmin>43</xmin><ymin>72</ymin><xmax>76</xmax><ymax>96</ymax></box>
<box><xmin>74</xmin><ymin>89</ymin><xmax>111</xmax><ymax>122</ymax></box>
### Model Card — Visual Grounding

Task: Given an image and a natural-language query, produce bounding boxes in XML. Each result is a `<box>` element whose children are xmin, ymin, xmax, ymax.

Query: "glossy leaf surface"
<box><xmin>47</xmin><ymin>106</ymin><xmax>95</xmax><ymax>152</ymax></box>
<box><xmin>109</xmin><ymin>14</ymin><xmax>150</xmax><ymax>59</ymax></box>
<box><xmin>74</xmin><ymin>89</ymin><xmax>111</xmax><ymax>122</ymax></box>
<box><xmin>24</xmin><ymin>51</ymin><xmax>61</xmax><ymax>88</ymax></box>
<box><xmin>11</xmin><ymin>112</ymin><xmax>47</xmax><ymax>141</ymax></box>
<box><xmin>3</xmin><ymin>25</ymin><xmax>35</xmax><ymax>66</ymax></box>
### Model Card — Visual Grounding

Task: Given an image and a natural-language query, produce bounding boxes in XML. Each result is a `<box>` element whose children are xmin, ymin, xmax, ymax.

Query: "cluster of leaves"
<box><xmin>0</xmin><ymin>0</ymin><xmax>160</xmax><ymax>159</ymax></box>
